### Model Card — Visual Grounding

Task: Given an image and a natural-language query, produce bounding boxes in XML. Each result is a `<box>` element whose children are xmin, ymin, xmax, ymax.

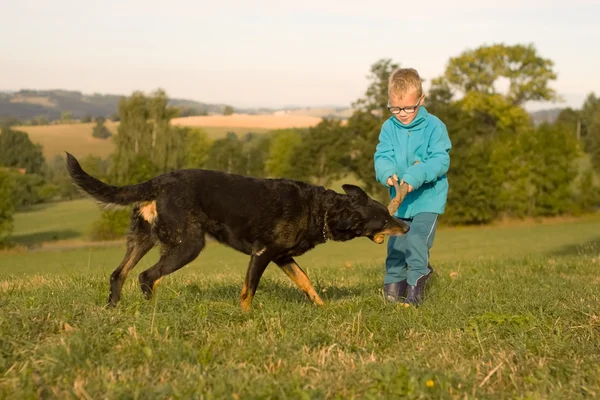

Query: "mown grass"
<box><xmin>1</xmin><ymin>216</ymin><xmax>599</xmax><ymax>398</ymax></box>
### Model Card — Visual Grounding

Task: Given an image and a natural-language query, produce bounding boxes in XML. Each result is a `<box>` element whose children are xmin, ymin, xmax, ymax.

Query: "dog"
<box><xmin>65</xmin><ymin>152</ymin><xmax>410</xmax><ymax>311</ymax></box>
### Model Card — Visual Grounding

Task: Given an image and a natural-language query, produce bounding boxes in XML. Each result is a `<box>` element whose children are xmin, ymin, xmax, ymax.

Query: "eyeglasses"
<box><xmin>387</xmin><ymin>96</ymin><xmax>422</xmax><ymax>115</ymax></box>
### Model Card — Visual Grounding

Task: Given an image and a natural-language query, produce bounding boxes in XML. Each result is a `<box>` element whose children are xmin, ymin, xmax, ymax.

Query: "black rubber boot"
<box><xmin>417</xmin><ymin>265</ymin><xmax>434</xmax><ymax>289</ymax></box>
<box><xmin>383</xmin><ymin>280</ymin><xmax>408</xmax><ymax>302</ymax></box>
<box><xmin>403</xmin><ymin>265</ymin><xmax>434</xmax><ymax>307</ymax></box>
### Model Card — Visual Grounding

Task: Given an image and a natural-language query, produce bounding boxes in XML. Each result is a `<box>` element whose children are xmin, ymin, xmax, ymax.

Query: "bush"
<box><xmin>89</xmin><ymin>208</ymin><xmax>131</xmax><ymax>241</ymax></box>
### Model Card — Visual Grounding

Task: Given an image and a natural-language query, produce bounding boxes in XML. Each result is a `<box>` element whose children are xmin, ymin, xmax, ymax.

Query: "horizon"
<box><xmin>2</xmin><ymin>0</ymin><xmax>599</xmax><ymax>112</ymax></box>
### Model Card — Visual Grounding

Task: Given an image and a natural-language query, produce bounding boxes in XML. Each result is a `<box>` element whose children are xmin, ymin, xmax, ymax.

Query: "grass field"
<box><xmin>15</xmin><ymin>114</ymin><xmax>321</xmax><ymax>160</ymax></box>
<box><xmin>1</xmin><ymin>200</ymin><xmax>599</xmax><ymax>398</ymax></box>
<box><xmin>11</xmin><ymin>199</ymin><xmax>101</xmax><ymax>247</ymax></box>
<box><xmin>15</xmin><ymin>122</ymin><xmax>118</xmax><ymax>160</ymax></box>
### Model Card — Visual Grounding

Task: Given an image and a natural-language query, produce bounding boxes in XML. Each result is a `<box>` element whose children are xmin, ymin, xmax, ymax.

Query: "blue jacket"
<box><xmin>374</xmin><ymin>106</ymin><xmax>452</xmax><ymax>218</ymax></box>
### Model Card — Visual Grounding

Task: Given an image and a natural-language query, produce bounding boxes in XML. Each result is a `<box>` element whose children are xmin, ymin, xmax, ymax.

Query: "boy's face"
<box><xmin>389</xmin><ymin>88</ymin><xmax>424</xmax><ymax>125</ymax></box>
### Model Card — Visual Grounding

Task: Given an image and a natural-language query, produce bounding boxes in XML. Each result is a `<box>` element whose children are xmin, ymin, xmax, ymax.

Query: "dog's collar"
<box><xmin>322</xmin><ymin>210</ymin><xmax>330</xmax><ymax>242</ymax></box>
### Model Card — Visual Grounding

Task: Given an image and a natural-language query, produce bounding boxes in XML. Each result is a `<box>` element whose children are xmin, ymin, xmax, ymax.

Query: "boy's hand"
<box><xmin>387</xmin><ymin>174</ymin><xmax>413</xmax><ymax>192</ymax></box>
<box><xmin>386</xmin><ymin>174</ymin><xmax>399</xmax><ymax>187</ymax></box>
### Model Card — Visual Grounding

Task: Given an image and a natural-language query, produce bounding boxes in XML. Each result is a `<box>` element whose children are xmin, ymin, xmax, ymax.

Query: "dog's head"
<box><xmin>328</xmin><ymin>184</ymin><xmax>410</xmax><ymax>243</ymax></box>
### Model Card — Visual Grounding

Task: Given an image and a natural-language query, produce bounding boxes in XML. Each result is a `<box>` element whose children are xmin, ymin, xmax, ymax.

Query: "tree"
<box><xmin>148</xmin><ymin>90</ymin><xmax>185</xmax><ymax>173</ymax></box>
<box><xmin>443</xmin><ymin>43</ymin><xmax>559</xmax><ymax>106</ymax></box>
<box><xmin>61</xmin><ymin>111</ymin><xmax>73</xmax><ymax>123</ymax></box>
<box><xmin>223</xmin><ymin>106</ymin><xmax>234</xmax><ymax>116</ymax></box>
<box><xmin>265</xmin><ymin>129</ymin><xmax>303</xmax><ymax>178</ymax></box>
<box><xmin>92</xmin><ymin>117</ymin><xmax>112</xmax><ymax>139</ymax></box>
<box><xmin>0</xmin><ymin>170</ymin><xmax>15</xmax><ymax>246</ymax></box>
<box><xmin>586</xmin><ymin>107</ymin><xmax>600</xmax><ymax>174</ymax></box>
<box><xmin>92</xmin><ymin>89</ymin><xmax>186</xmax><ymax>240</ymax></box>
<box><xmin>554</xmin><ymin>108</ymin><xmax>581</xmax><ymax>140</ymax></box>
<box><xmin>574</xmin><ymin>169</ymin><xmax>600</xmax><ymax>214</ymax></box>
<box><xmin>347</xmin><ymin>58</ymin><xmax>401</xmax><ymax>201</ymax></box>
<box><xmin>182</xmin><ymin>128</ymin><xmax>213</xmax><ymax>169</ymax></box>
<box><xmin>581</xmin><ymin>93</ymin><xmax>600</xmax><ymax>139</ymax></box>
<box><xmin>110</xmin><ymin>89</ymin><xmax>183</xmax><ymax>185</ymax></box>
<box><xmin>292</xmin><ymin>119</ymin><xmax>352</xmax><ymax>186</ymax></box>
<box><xmin>241</xmin><ymin>133</ymin><xmax>271</xmax><ymax>178</ymax></box>
<box><xmin>81</xmin><ymin>115</ymin><xmax>92</xmax><ymax>123</ymax></box>
<box><xmin>352</xmin><ymin>58</ymin><xmax>400</xmax><ymax>117</ymax></box>
<box><xmin>457</xmin><ymin>91</ymin><xmax>533</xmax><ymax>135</ymax></box>
<box><xmin>530</xmin><ymin>123</ymin><xmax>580</xmax><ymax>216</ymax></box>
<box><xmin>204</xmin><ymin>132</ymin><xmax>245</xmax><ymax>174</ymax></box>
<box><xmin>445</xmin><ymin>136</ymin><xmax>500</xmax><ymax>225</ymax></box>
<box><xmin>0</xmin><ymin>127</ymin><xmax>46</xmax><ymax>175</ymax></box>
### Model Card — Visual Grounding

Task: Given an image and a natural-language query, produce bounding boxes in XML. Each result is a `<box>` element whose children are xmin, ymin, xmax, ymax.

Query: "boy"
<box><xmin>373</xmin><ymin>68</ymin><xmax>451</xmax><ymax>307</ymax></box>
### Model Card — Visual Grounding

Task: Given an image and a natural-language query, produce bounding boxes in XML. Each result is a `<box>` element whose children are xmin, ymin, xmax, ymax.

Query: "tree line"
<box><xmin>1</xmin><ymin>43</ymin><xmax>599</xmax><ymax>245</ymax></box>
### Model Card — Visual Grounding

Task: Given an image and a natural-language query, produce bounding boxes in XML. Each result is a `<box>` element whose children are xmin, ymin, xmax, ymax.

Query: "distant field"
<box><xmin>171</xmin><ymin>114</ymin><xmax>321</xmax><ymax>129</ymax></box>
<box><xmin>15</xmin><ymin>114</ymin><xmax>322</xmax><ymax>160</ymax></box>
<box><xmin>15</xmin><ymin>122</ymin><xmax>118</xmax><ymax>160</ymax></box>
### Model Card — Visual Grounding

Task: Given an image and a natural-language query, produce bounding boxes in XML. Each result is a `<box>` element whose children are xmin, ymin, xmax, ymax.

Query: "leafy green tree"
<box><xmin>443</xmin><ymin>43</ymin><xmax>559</xmax><ymax>106</ymax></box>
<box><xmin>581</xmin><ymin>93</ymin><xmax>600</xmax><ymax>140</ymax></box>
<box><xmin>223</xmin><ymin>106</ymin><xmax>234</xmax><ymax>116</ymax></box>
<box><xmin>347</xmin><ymin>58</ymin><xmax>400</xmax><ymax>201</ymax></box>
<box><xmin>110</xmin><ymin>89</ymin><xmax>183</xmax><ymax>185</ymax></box>
<box><xmin>0</xmin><ymin>170</ymin><xmax>15</xmax><ymax>246</ymax></box>
<box><xmin>445</xmin><ymin>136</ymin><xmax>499</xmax><ymax>225</ymax></box>
<box><xmin>0</xmin><ymin>127</ymin><xmax>46</xmax><ymax>175</ymax></box>
<box><xmin>353</xmin><ymin>58</ymin><xmax>400</xmax><ymax>117</ymax></box>
<box><xmin>574</xmin><ymin>169</ymin><xmax>599</xmax><ymax>214</ymax></box>
<box><xmin>585</xmin><ymin>107</ymin><xmax>600</xmax><ymax>174</ymax></box>
<box><xmin>292</xmin><ymin>119</ymin><xmax>351</xmax><ymax>186</ymax></box>
<box><xmin>241</xmin><ymin>133</ymin><xmax>271</xmax><ymax>178</ymax></box>
<box><xmin>530</xmin><ymin>123</ymin><xmax>580</xmax><ymax>216</ymax></box>
<box><xmin>182</xmin><ymin>128</ymin><xmax>213</xmax><ymax>169</ymax></box>
<box><xmin>61</xmin><ymin>111</ymin><xmax>73</xmax><ymax>123</ymax></box>
<box><xmin>92</xmin><ymin>89</ymin><xmax>186</xmax><ymax>240</ymax></box>
<box><xmin>265</xmin><ymin>129</ymin><xmax>303</xmax><ymax>178</ymax></box>
<box><xmin>92</xmin><ymin>117</ymin><xmax>112</xmax><ymax>139</ymax></box>
<box><xmin>9</xmin><ymin>173</ymin><xmax>47</xmax><ymax>208</ymax></box>
<box><xmin>204</xmin><ymin>132</ymin><xmax>245</xmax><ymax>174</ymax></box>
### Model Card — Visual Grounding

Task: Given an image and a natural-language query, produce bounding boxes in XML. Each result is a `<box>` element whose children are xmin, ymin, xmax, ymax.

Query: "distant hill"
<box><xmin>0</xmin><ymin>88</ymin><xmax>565</xmax><ymax>126</ymax></box>
<box><xmin>0</xmin><ymin>89</ymin><xmax>233</xmax><ymax>123</ymax></box>
<box><xmin>529</xmin><ymin>108</ymin><xmax>563</xmax><ymax>126</ymax></box>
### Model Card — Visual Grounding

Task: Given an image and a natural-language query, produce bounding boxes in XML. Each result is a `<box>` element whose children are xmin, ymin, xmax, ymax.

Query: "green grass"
<box><xmin>1</xmin><ymin>215</ymin><xmax>599</xmax><ymax>398</ymax></box>
<box><xmin>11</xmin><ymin>199</ymin><xmax>101</xmax><ymax>246</ymax></box>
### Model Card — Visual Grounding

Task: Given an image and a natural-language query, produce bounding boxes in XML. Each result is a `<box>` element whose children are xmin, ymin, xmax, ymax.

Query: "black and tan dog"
<box><xmin>66</xmin><ymin>152</ymin><xmax>410</xmax><ymax>311</ymax></box>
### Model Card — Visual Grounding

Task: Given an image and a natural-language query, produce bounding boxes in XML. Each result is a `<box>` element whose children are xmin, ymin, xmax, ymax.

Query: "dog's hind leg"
<box><xmin>240</xmin><ymin>254</ymin><xmax>271</xmax><ymax>312</ymax></box>
<box><xmin>275</xmin><ymin>257</ymin><xmax>324</xmax><ymax>306</ymax></box>
<box><xmin>138</xmin><ymin>235</ymin><xmax>205</xmax><ymax>301</ymax></box>
<box><xmin>108</xmin><ymin>217</ymin><xmax>155</xmax><ymax>307</ymax></box>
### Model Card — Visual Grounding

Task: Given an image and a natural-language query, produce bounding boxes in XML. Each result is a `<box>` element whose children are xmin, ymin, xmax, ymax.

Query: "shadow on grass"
<box><xmin>11</xmin><ymin>229</ymin><xmax>81</xmax><ymax>247</ymax></box>
<box><xmin>547</xmin><ymin>237</ymin><xmax>600</xmax><ymax>257</ymax></box>
<box><xmin>184</xmin><ymin>277</ymin><xmax>364</xmax><ymax>304</ymax></box>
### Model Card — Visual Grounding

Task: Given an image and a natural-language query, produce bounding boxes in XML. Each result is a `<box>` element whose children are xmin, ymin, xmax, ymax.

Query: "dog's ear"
<box><xmin>342</xmin><ymin>184</ymin><xmax>369</xmax><ymax>204</ymax></box>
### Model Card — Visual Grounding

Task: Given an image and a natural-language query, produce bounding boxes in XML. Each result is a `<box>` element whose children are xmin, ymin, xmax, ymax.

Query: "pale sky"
<box><xmin>1</xmin><ymin>0</ymin><xmax>599</xmax><ymax>111</ymax></box>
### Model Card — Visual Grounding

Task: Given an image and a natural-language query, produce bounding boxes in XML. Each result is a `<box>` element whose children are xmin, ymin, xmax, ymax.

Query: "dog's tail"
<box><xmin>65</xmin><ymin>152</ymin><xmax>155</xmax><ymax>207</ymax></box>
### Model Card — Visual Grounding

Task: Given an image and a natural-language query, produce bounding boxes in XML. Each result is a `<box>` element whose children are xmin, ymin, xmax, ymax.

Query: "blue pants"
<box><xmin>384</xmin><ymin>212</ymin><xmax>439</xmax><ymax>287</ymax></box>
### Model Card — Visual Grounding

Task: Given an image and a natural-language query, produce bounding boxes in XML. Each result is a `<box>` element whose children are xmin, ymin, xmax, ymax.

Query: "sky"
<box><xmin>1</xmin><ymin>0</ymin><xmax>599</xmax><ymax>111</ymax></box>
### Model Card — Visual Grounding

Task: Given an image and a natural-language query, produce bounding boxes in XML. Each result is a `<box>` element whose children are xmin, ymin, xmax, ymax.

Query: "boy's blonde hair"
<box><xmin>388</xmin><ymin>68</ymin><xmax>423</xmax><ymax>99</ymax></box>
